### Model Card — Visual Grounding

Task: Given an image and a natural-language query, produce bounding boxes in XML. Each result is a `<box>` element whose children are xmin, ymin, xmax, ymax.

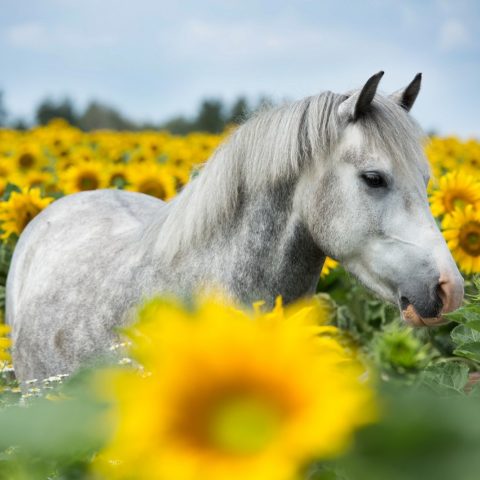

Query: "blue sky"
<box><xmin>0</xmin><ymin>0</ymin><xmax>479</xmax><ymax>135</ymax></box>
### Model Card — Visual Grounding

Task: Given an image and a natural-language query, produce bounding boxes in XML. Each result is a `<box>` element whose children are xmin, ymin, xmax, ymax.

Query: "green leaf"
<box><xmin>1</xmin><ymin>183</ymin><xmax>22</xmax><ymax>202</ymax></box>
<box><xmin>421</xmin><ymin>362</ymin><xmax>470</xmax><ymax>394</ymax></box>
<box><xmin>444</xmin><ymin>305</ymin><xmax>480</xmax><ymax>326</ymax></box>
<box><xmin>453</xmin><ymin>343</ymin><xmax>480</xmax><ymax>363</ymax></box>
<box><xmin>451</xmin><ymin>324</ymin><xmax>480</xmax><ymax>346</ymax></box>
<box><xmin>463</xmin><ymin>320</ymin><xmax>480</xmax><ymax>333</ymax></box>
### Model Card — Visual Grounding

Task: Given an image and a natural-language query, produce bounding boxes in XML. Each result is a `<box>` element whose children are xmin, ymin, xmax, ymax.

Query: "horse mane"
<box><xmin>155</xmin><ymin>89</ymin><xmax>425</xmax><ymax>261</ymax></box>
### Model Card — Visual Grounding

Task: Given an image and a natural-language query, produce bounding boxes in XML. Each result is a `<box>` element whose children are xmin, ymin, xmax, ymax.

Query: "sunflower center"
<box><xmin>452</xmin><ymin>198</ymin><xmax>466</xmax><ymax>209</ymax></box>
<box><xmin>19</xmin><ymin>153</ymin><xmax>35</xmax><ymax>169</ymax></box>
<box><xmin>77</xmin><ymin>174</ymin><xmax>100</xmax><ymax>191</ymax></box>
<box><xmin>206</xmin><ymin>394</ymin><xmax>282</xmax><ymax>455</ymax></box>
<box><xmin>138</xmin><ymin>180</ymin><xmax>166</xmax><ymax>199</ymax></box>
<box><xmin>443</xmin><ymin>190</ymin><xmax>471</xmax><ymax>212</ymax></box>
<box><xmin>110</xmin><ymin>173</ymin><xmax>126</xmax><ymax>187</ymax></box>
<box><xmin>459</xmin><ymin>221</ymin><xmax>480</xmax><ymax>256</ymax></box>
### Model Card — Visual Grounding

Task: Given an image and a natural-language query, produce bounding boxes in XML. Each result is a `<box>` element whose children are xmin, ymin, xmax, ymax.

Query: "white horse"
<box><xmin>6</xmin><ymin>72</ymin><xmax>464</xmax><ymax>382</ymax></box>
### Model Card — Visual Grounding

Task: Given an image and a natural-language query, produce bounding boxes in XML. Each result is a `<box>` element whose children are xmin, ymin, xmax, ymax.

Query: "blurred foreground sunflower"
<box><xmin>442</xmin><ymin>205</ymin><xmax>480</xmax><ymax>274</ymax></box>
<box><xmin>0</xmin><ymin>188</ymin><xmax>54</xmax><ymax>240</ymax></box>
<box><xmin>94</xmin><ymin>296</ymin><xmax>375</xmax><ymax>480</ymax></box>
<box><xmin>429</xmin><ymin>171</ymin><xmax>480</xmax><ymax>217</ymax></box>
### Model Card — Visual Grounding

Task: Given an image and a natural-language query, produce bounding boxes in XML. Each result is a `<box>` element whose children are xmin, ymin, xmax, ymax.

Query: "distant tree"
<box><xmin>35</xmin><ymin>98</ymin><xmax>79</xmax><ymax>126</ymax></box>
<box><xmin>194</xmin><ymin>99</ymin><xmax>226</xmax><ymax>133</ymax></box>
<box><xmin>255</xmin><ymin>95</ymin><xmax>274</xmax><ymax>112</ymax></box>
<box><xmin>159</xmin><ymin>115</ymin><xmax>194</xmax><ymax>135</ymax></box>
<box><xmin>11</xmin><ymin>118</ymin><xmax>28</xmax><ymax>131</ymax></box>
<box><xmin>227</xmin><ymin>96</ymin><xmax>250</xmax><ymax>125</ymax></box>
<box><xmin>0</xmin><ymin>91</ymin><xmax>7</xmax><ymax>127</ymax></box>
<box><xmin>78</xmin><ymin>101</ymin><xmax>136</xmax><ymax>131</ymax></box>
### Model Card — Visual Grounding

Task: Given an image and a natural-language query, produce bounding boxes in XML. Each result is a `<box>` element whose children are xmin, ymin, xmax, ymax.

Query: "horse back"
<box><xmin>6</xmin><ymin>189</ymin><xmax>167</xmax><ymax>381</ymax></box>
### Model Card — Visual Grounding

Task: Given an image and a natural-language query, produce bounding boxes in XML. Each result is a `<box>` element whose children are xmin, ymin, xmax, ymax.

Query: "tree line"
<box><xmin>0</xmin><ymin>91</ymin><xmax>272</xmax><ymax>133</ymax></box>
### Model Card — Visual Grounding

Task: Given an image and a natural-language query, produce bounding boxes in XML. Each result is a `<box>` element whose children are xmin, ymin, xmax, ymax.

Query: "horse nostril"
<box><xmin>434</xmin><ymin>283</ymin><xmax>444</xmax><ymax>313</ymax></box>
<box><xmin>400</xmin><ymin>296</ymin><xmax>410</xmax><ymax>310</ymax></box>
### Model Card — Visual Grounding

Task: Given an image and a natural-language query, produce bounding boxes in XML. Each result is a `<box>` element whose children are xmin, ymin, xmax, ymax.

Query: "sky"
<box><xmin>0</xmin><ymin>0</ymin><xmax>479</xmax><ymax>136</ymax></box>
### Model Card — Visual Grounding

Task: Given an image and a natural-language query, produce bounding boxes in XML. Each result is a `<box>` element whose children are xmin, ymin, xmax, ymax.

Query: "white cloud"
<box><xmin>4</xmin><ymin>22</ymin><xmax>116</xmax><ymax>51</ymax></box>
<box><xmin>162</xmin><ymin>17</ymin><xmax>391</xmax><ymax>64</ymax></box>
<box><xmin>439</xmin><ymin>19</ymin><xmax>470</xmax><ymax>51</ymax></box>
<box><xmin>4</xmin><ymin>22</ymin><xmax>48</xmax><ymax>49</ymax></box>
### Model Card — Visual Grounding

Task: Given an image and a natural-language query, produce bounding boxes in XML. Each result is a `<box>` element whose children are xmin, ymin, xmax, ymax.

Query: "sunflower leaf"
<box><xmin>453</xmin><ymin>343</ymin><xmax>480</xmax><ymax>363</ymax></box>
<box><xmin>444</xmin><ymin>305</ymin><xmax>480</xmax><ymax>326</ymax></box>
<box><xmin>451</xmin><ymin>324</ymin><xmax>480</xmax><ymax>347</ymax></box>
<box><xmin>421</xmin><ymin>362</ymin><xmax>470</xmax><ymax>394</ymax></box>
<box><xmin>1</xmin><ymin>183</ymin><xmax>21</xmax><ymax>202</ymax></box>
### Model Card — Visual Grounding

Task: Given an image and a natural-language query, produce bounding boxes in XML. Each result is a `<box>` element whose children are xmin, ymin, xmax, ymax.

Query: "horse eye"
<box><xmin>361</xmin><ymin>171</ymin><xmax>387</xmax><ymax>188</ymax></box>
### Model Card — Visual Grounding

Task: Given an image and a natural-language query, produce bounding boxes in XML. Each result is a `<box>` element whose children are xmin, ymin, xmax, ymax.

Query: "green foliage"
<box><xmin>420</xmin><ymin>361</ymin><xmax>471</xmax><ymax>394</ymax></box>
<box><xmin>0</xmin><ymin>371</ymin><xmax>110</xmax><ymax>479</ymax></box>
<box><xmin>370</xmin><ymin>321</ymin><xmax>435</xmax><ymax>377</ymax></box>
<box><xmin>338</xmin><ymin>386</ymin><xmax>480</xmax><ymax>480</ymax></box>
<box><xmin>319</xmin><ymin>269</ymin><xmax>480</xmax><ymax>386</ymax></box>
<box><xmin>444</xmin><ymin>277</ymin><xmax>480</xmax><ymax>367</ymax></box>
<box><xmin>318</xmin><ymin>268</ymin><xmax>399</xmax><ymax>338</ymax></box>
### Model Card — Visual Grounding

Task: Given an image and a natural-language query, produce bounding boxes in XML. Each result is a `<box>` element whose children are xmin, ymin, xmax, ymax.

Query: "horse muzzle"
<box><xmin>399</xmin><ymin>273</ymin><xmax>464</xmax><ymax>327</ymax></box>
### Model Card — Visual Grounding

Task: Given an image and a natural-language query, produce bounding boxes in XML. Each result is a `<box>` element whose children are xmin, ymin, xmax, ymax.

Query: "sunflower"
<box><xmin>94</xmin><ymin>296</ymin><xmax>375</xmax><ymax>480</ymax></box>
<box><xmin>461</xmin><ymin>140</ymin><xmax>480</xmax><ymax>175</ymax></box>
<box><xmin>442</xmin><ymin>205</ymin><xmax>480</xmax><ymax>274</ymax></box>
<box><xmin>0</xmin><ymin>159</ymin><xmax>13</xmax><ymax>179</ymax></box>
<box><xmin>11</xmin><ymin>143</ymin><xmax>48</xmax><ymax>171</ymax></box>
<box><xmin>425</xmin><ymin>137</ymin><xmax>465</xmax><ymax>178</ymax></box>
<box><xmin>127</xmin><ymin>162</ymin><xmax>176</xmax><ymax>200</ymax></box>
<box><xmin>0</xmin><ymin>188</ymin><xmax>54</xmax><ymax>239</ymax></box>
<box><xmin>9</xmin><ymin>170</ymin><xmax>56</xmax><ymax>193</ymax></box>
<box><xmin>429</xmin><ymin>171</ymin><xmax>480</xmax><ymax>218</ymax></box>
<box><xmin>0</xmin><ymin>178</ymin><xmax>8</xmax><ymax>199</ymax></box>
<box><xmin>129</xmin><ymin>148</ymin><xmax>155</xmax><ymax>164</ymax></box>
<box><xmin>321</xmin><ymin>257</ymin><xmax>340</xmax><ymax>277</ymax></box>
<box><xmin>107</xmin><ymin>163</ymin><xmax>130</xmax><ymax>189</ymax></box>
<box><xmin>0</xmin><ymin>324</ymin><xmax>11</xmax><ymax>363</ymax></box>
<box><xmin>58</xmin><ymin>161</ymin><xmax>109</xmax><ymax>194</ymax></box>
<box><xmin>138</xmin><ymin>132</ymin><xmax>169</xmax><ymax>156</ymax></box>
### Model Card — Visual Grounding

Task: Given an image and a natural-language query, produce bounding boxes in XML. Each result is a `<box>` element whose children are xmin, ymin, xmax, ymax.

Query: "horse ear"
<box><xmin>338</xmin><ymin>71</ymin><xmax>384</xmax><ymax>121</ymax></box>
<box><xmin>390</xmin><ymin>73</ymin><xmax>422</xmax><ymax>112</ymax></box>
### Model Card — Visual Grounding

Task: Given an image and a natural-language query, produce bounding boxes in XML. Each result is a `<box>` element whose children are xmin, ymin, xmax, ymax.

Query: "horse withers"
<box><xmin>6</xmin><ymin>72</ymin><xmax>464</xmax><ymax>382</ymax></box>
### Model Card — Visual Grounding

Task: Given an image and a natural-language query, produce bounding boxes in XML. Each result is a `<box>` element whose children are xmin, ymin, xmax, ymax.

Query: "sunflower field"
<box><xmin>0</xmin><ymin>121</ymin><xmax>480</xmax><ymax>479</ymax></box>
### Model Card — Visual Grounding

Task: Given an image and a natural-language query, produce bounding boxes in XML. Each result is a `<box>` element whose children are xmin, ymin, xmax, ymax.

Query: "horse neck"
<box><xmin>211</xmin><ymin>180</ymin><xmax>325</xmax><ymax>306</ymax></box>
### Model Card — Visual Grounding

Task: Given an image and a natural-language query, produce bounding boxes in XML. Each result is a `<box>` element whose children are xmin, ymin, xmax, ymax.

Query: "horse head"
<box><xmin>296</xmin><ymin>72</ymin><xmax>464</xmax><ymax>326</ymax></box>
